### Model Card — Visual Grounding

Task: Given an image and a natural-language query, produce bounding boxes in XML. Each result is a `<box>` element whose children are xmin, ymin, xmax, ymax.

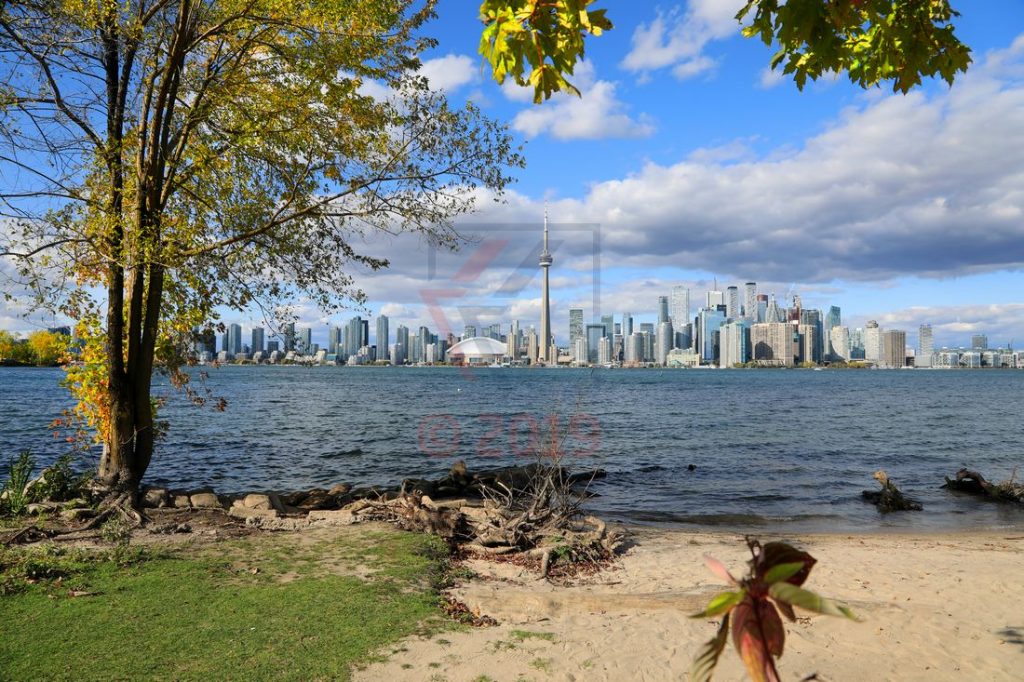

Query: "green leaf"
<box><xmin>690</xmin><ymin>590</ymin><xmax>744</xmax><ymax>619</ymax></box>
<box><xmin>768</xmin><ymin>583</ymin><xmax>858</xmax><ymax>621</ymax></box>
<box><xmin>689</xmin><ymin>612</ymin><xmax>730</xmax><ymax>682</ymax></box>
<box><xmin>763</xmin><ymin>561</ymin><xmax>806</xmax><ymax>585</ymax></box>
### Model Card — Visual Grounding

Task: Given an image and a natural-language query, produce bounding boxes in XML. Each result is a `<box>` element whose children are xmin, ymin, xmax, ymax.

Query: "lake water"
<box><xmin>2</xmin><ymin>366</ymin><xmax>1023</xmax><ymax>532</ymax></box>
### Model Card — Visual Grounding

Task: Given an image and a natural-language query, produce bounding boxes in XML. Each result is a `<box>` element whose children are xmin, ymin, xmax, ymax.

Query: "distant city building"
<box><xmin>569</xmin><ymin>308</ymin><xmax>584</xmax><ymax>350</ymax></box>
<box><xmin>797</xmin><ymin>323</ymin><xmax>818</xmax><ymax>365</ymax></box>
<box><xmin>623</xmin><ymin>332</ymin><xmax>644</xmax><ymax>366</ymax></box>
<box><xmin>447</xmin><ymin>336</ymin><xmax>506</xmax><ymax>366</ymax></box>
<box><xmin>283</xmin><ymin>322</ymin><xmax>295</xmax><ymax>352</ymax></box>
<box><xmin>655</xmin><ymin>321</ymin><xmax>673</xmax><ymax>366</ymax></box>
<box><xmin>621</xmin><ymin>312</ymin><xmax>633</xmax><ymax>338</ymax></box>
<box><xmin>463</xmin><ymin>325</ymin><xmax>477</xmax><ymax>339</ymax></box>
<box><xmin>706</xmin><ymin>288</ymin><xmax>725</xmax><ymax>308</ymax></box>
<box><xmin>328</xmin><ymin>325</ymin><xmax>342</xmax><ymax>355</ymax></box>
<box><xmin>598</xmin><ymin>336</ymin><xmax>612</xmax><ymax>364</ymax></box>
<box><xmin>720</xmin><ymin>320</ymin><xmax>749</xmax><ymax>367</ymax></box>
<box><xmin>765</xmin><ymin>294</ymin><xmax>784</xmax><ymax>323</ymax></box>
<box><xmin>918</xmin><ymin>324</ymin><xmax>934</xmax><ymax>368</ymax></box>
<box><xmin>726</xmin><ymin>286</ymin><xmax>739</xmax><ymax>320</ymax></box>
<box><xmin>697</xmin><ymin>308</ymin><xmax>726</xmax><ymax>363</ymax></box>
<box><xmin>297</xmin><ymin>327</ymin><xmax>312</xmax><ymax>354</ymax></box>
<box><xmin>375</xmin><ymin>315</ymin><xmax>389</xmax><ymax>362</ymax></box>
<box><xmin>227</xmin><ymin>323</ymin><xmax>242</xmax><ymax>356</ymax></box>
<box><xmin>756</xmin><ymin>294</ymin><xmax>768</xmax><ymax>323</ymax></box>
<box><xmin>864</xmin><ymin>320</ymin><xmax>882</xmax><ymax>362</ymax></box>
<box><xmin>751</xmin><ymin>322</ymin><xmax>794</xmax><ymax>366</ymax></box>
<box><xmin>881</xmin><ymin>330</ymin><xmax>907</xmax><ymax>368</ymax></box>
<box><xmin>585</xmin><ymin>323</ymin><xmax>606</xmax><ymax>364</ymax></box>
<box><xmin>657</xmin><ymin>296</ymin><xmax>669</xmax><ymax>324</ymax></box>
<box><xmin>830</xmin><ymin>326</ymin><xmax>850</xmax><ymax>362</ymax></box>
<box><xmin>670</xmin><ymin>286</ymin><xmax>690</xmax><ymax>332</ymax></box>
<box><xmin>744</xmin><ymin>282</ymin><xmax>757</xmax><ymax>321</ymax></box>
<box><xmin>538</xmin><ymin>208</ymin><xmax>553</xmax><ymax>363</ymax></box>
<box><xmin>572</xmin><ymin>337</ymin><xmax>588</xmax><ymax>366</ymax></box>
<box><xmin>824</xmin><ymin>306</ymin><xmax>841</xmax><ymax>359</ymax></box>
<box><xmin>251</xmin><ymin>327</ymin><xmax>265</xmax><ymax>354</ymax></box>
<box><xmin>972</xmin><ymin>334</ymin><xmax>988</xmax><ymax>350</ymax></box>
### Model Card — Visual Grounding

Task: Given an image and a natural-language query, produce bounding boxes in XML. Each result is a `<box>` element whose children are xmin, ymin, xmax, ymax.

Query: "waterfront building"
<box><xmin>598</xmin><ymin>336</ymin><xmax>612</xmax><ymax>364</ymax></box>
<box><xmin>726</xmin><ymin>286</ymin><xmax>740</xmax><ymax>320</ymax></box>
<box><xmin>251</xmin><ymin>327</ymin><xmax>265</xmax><ymax>355</ymax></box>
<box><xmin>756</xmin><ymin>294</ymin><xmax>768</xmax><ymax>323</ymax></box>
<box><xmin>675</xmin><ymin>323</ymin><xmax>692</xmax><ymax>351</ymax></box>
<box><xmin>706</xmin><ymin>288</ymin><xmax>725</xmax><ymax>308</ymax></box>
<box><xmin>670</xmin><ymin>286</ymin><xmax>689</xmax><ymax>332</ymax></box>
<box><xmin>824</xmin><ymin>306</ymin><xmax>841</xmax><ymax>359</ymax></box>
<box><xmin>463</xmin><ymin>325</ymin><xmax>476</xmax><ymax>339</ymax></box>
<box><xmin>621</xmin><ymin>312</ymin><xmax>633</xmax><ymax>338</ymax></box>
<box><xmin>586</xmin><ymin>323</ymin><xmax>606</xmax><ymax>364</ymax></box>
<box><xmin>657</xmin><ymin>296</ymin><xmax>670</xmax><ymax>324</ymax></box>
<box><xmin>390</xmin><ymin>342</ymin><xmax>405</xmax><ymax>365</ymax></box>
<box><xmin>297</xmin><ymin>327</ymin><xmax>312</xmax><ymax>354</ymax></box>
<box><xmin>972</xmin><ymin>334</ymin><xmax>988</xmax><ymax>350</ymax></box>
<box><xmin>765</xmin><ymin>294</ymin><xmax>783</xmax><ymax>323</ymax></box>
<box><xmin>228</xmin><ymin>323</ymin><xmax>242</xmax><ymax>356</ymax></box>
<box><xmin>569</xmin><ymin>308</ymin><xmax>584</xmax><ymax>350</ymax></box>
<box><xmin>880</xmin><ymin>330</ymin><xmax>907</xmax><ymax>368</ymax></box>
<box><xmin>655</xmin><ymin>321</ymin><xmax>673</xmax><ymax>366</ymax></box>
<box><xmin>830</xmin><ymin>326</ymin><xmax>850</xmax><ymax>361</ymax></box>
<box><xmin>600</xmin><ymin>315</ymin><xmax>614</xmax><ymax>340</ymax></box>
<box><xmin>447</xmin><ymin>336</ymin><xmax>505</xmax><ymax>366</ymax></box>
<box><xmin>697</xmin><ymin>307</ymin><xmax>726</xmax><ymax>363</ymax></box>
<box><xmin>800</xmin><ymin>309</ymin><xmax>823</xmax><ymax>363</ymax></box>
<box><xmin>751</xmin><ymin>322</ymin><xmax>794</xmax><ymax>366</ymax></box>
<box><xmin>526</xmin><ymin>327</ymin><xmax>538</xmax><ymax>364</ymax></box>
<box><xmin>624</xmin><ymin>332</ymin><xmax>644</xmax><ymax>366</ymax></box>
<box><xmin>666</xmin><ymin>348</ymin><xmax>700</xmax><ymax>367</ymax></box>
<box><xmin>266</xmin><ymin>340</ymin><xmax>279</xmax><ymax>353</ymax></box>
<box><xmin>328</xmin><ymin>325</ymin><xmax>342</xmax><ymax>355</ymax></box>
<box><xmin>918</xmin><ymin>324</ymin><xmax>933</xmax><ymax>368</ymax></box>
<box><xmin>375</xmin><ymin>315</ymin><xmax>389</xmax><ymax>361</ymax></box>
<box><xmin>572</xmin><ymin>337</ymin><xmax>588</xmax><ymax>366</ymax></box>
<box><xmin>960</xmin><ymin>351</ymin><xmax>981</xmax><ymax>368</ymax></box>
<box><xmin>538</xmin><ymin>207</ymin><xmax>553</xmax><ymax>363</ymax></box>
<box><xmin>849</xmin><ymin>327</ymin><xmax>865</xmax><ymax>359</ymax></box>
<box><xmin>744</xmin><ymin>282</ymin><xmax>757</xmax><ymax>320</ymax></box>
<box><xmin>344</xmin><ymin>316</ymin><xmax>362</xmax><ymax>358</ymax></box>
<box><xmin>283</xmin><ymin>322</ymin><xmax>295</xmax><ymax>352</ymax></box>
<box><xmin>720</xmin><ymin>320</ymin><xmax>749</xmax><ymax>367</ymax></box>
<box><xmin>797</xmin><ymin>323</ymin><xmax>818</xmax><ymax>365</ymax></box>
<box><xmin>864</xmin><ymin>320</ymin><xmax>882</xmax><ymax>363</ymax></box>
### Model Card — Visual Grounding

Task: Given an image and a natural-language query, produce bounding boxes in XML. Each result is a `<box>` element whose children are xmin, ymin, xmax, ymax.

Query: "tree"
<box><xmin>27</xmin><ymin>330</ymin><xmax>68</xmax><ymax>366</ymax></box>
<box><xmin>478</xmin><ymin>1</ymin><xmax>971</xmax><ymax>102</ymax></box>
<box><xmin>0</xmin><ymin>0</ymin><xmax>522</xmax><ymax>493</ymax></box>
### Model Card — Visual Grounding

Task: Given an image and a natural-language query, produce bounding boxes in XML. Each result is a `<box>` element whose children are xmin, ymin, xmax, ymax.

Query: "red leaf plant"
<box><xmin>690</xmin><ymin>538</ymin><xmax>858</xmax><ymax>682</ymax></box>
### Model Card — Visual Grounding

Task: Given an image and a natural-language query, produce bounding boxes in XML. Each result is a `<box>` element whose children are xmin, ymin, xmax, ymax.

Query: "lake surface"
<box><xmin>2</xmin><ymin>366</ymin><xmax>1023</xmax><ymax>532</ymax></box>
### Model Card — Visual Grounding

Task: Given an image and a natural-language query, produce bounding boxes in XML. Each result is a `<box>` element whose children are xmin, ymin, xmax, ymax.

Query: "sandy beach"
<box><xmin>357</xmin><ymin>527</ymin><xmax>1024</xmax><ymax>681</ymax></box>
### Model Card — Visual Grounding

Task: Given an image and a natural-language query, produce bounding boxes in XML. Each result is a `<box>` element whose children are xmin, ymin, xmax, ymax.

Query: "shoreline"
<box><xmin>357</xmin><ymin>525</ymin><xmax>1024</xmax><ymax>682</ymax></box>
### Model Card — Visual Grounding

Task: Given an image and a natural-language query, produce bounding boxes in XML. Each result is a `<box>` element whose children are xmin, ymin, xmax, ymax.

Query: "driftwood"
<box><xmin>942</xmin><ymin>468</ymin><xmax>1024</xmax><ymax>504</ymax></box>
<box><xmin>862</xmin><ymin>470</ymin><xmax>922</xmax><ymax>512</ymax></box>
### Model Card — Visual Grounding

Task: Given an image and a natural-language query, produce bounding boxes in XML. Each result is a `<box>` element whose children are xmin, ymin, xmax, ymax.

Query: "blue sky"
<box><xmin>4</xmin><ymin>2</ymin><xmax>1024</xmax><ymax>350</ymax></box>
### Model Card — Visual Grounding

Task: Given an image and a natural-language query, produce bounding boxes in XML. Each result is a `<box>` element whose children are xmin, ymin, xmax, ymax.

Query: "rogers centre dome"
<box><xmin>446</xmin><ymin>336</ymin><xmax>507</xmax><ymax>366</ymax></box>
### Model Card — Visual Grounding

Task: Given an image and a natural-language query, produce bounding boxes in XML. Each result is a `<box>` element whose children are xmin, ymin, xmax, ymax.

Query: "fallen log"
<box><xmin>862</xmin><ymin>470</ymin><xmax>922</xmax><ymax>512</ymax></box>
<box><xmin>942</xmin><ymin>468</ymin><xmax>1024</xmax><ymax>504</ymax></box>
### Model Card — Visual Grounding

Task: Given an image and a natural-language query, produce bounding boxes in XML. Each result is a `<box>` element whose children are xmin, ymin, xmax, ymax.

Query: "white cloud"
<box><xmin>418</xmin><ymin>54</ymin><xmax>477</xmax><ymax>92</ymax></box>
<box><xmin>621</xmin><ymin>2</ymin><xmax>741</xmax><ymax>80</ymax></box>
<box><xmin>758</xmin><ymin>67</ymin><xmax>785</xmax><ymax>89</ymax></box>
<box><xmin>508</xmin><ymin>61</ymin><xmax>654</xmax><ymax>140</ymax></box>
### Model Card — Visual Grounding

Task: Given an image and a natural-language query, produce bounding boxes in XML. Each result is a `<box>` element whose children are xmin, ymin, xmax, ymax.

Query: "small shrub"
<box><xmin>1</xmin><ymin>451</ymin><xmax>36</xmax><ymax>515</ymax></box>
<box><xmin>28</xmin><ymin>453</ymin><xmax>90</xmax><ymax>503</ymax></box>
<box><xmin>690</xmin><ymin>538</ymin><xmax>857</xmax><ymax>682</ymax></box>
<box><xmin>99</xmin><ymin>516</ymin><xmax>133</xmax><ymax>546</ymax></box>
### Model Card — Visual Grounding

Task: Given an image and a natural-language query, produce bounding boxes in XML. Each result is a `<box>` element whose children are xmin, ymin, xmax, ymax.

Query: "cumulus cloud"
<box><xmin>856</xmin><ymin>304</ymin><xmax>1024</xmax><ymax>348</ymax></box>
<box><xmin>621</xmin><ymin>1</ymin><xmax>741</xmax><ymax>80</ymax></box>
<box><xmin>418</xmin><ymin>54</ymin><xmax>477</xmax><ymax>92</ymax></box>
<box><xmin>508</xmin><ymin>61</ymin><xmax>654</xmax><ymax>140</ymax></box>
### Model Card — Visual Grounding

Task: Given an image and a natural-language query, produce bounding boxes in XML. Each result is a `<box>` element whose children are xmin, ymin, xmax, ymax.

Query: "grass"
<box><xmin>0</xmin><ymin>526</ymin><xmax>451</xmax><ymax>681</ymax></box>
<box><xmin>511</xmin><ymin>629</ymin><xmax>556</xmax><ymax>642</ymax></box>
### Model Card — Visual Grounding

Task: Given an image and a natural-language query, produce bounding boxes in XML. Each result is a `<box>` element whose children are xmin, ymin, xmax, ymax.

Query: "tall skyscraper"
<box><xmin>228</xmin><ymin>323</ymin><xmax>242</xmax><ymax>356</ymax></box>
<box><xmin>585</xmin><ymin>323</ymin><xmax>606</xmax><ymax>364</ymax></box>
<box><xmin>864</xmin><ymin>320</ymin><xmax>882</xmax><ymax>362</ymax></box>
<box><xmin>297</xmin><ymin>327</ymin><xmax>312</xmax><ymax>354</ymax></box>
<box><xmin>600</xmin><ymin>314</ymin><xmax>614</xmax><ymax>339</ymax></box>
<box><xmin>824</xmin><ymin>306</ymin><xmax>841</xmax><ymax>360</ymax></box>
<box><xmin>345</xmin><ymin>316</ymin><xmax>362</xmax><ymax>359</ymax></box>
<box><xmin>881</xmin><ymin>330</ymin><xmax>907</xmax><ymax>368</ymax></box>
<box><xmin>396</xmin><ymin>325</ymin><xmax>409</xmax><ymax>363</ymax></box>
<box><xmin>463</xmin><ymin>325</ymin><xmax>477</xmax><ymax>339</ymax></box>
<box><xmin>972</xmin><ymin>334</ymin><xmax>988</xmax><ymax>349</ymax></box>
<box><xmin>360</xmin><ymin>319</ymin><xmax>369</xmax><ymax>348</ymax></box>
<box><xmin>251</xmin><ymin>327</ymin><xmax>265</xmax><ymax>354</ymax></box>
<box><xmin>830</xmin><ymin>326</ymin><xmax>850</xmax><ymax>361</ymax></box>
<box><xmin>765</xmin><ymin>294</ymin><xmax>783</xmax><ymax>323</ymax></box>
<box><xmin>751</xmin><ymin>322</ymin><xmax>794</xmax><ymax>366</ymax></box>
<box><xmin>538</xmin><ymin>207</ymin><xmax>553</xmax><ymax>363</ymax></box>
<box><xmin>919</xmin><ymin>324</ymin><xmax>934</xmax><ymax>368</ymax></box>
<box><xmin>375</xmin><ymin>315</ymin><xmax>389</xmax><ymax>361</ymax></box>
<box><xmin>720</xmin><ymin>320</ymin><xmax>749</xmax><ymax>367</ymax></box>
<box><xmin>726</xmin><ymin>286</ymin><xmax>739</xmax><ymax>320</ymax></box>
<box><xmin>657</xmin><ymin>296</ymin><xmax>669</xmax><ymax>324</ymax></box>
<box><xmin>328</xmin><ymin>325</ymin><xmax>342</xmax><ymax>355</ymax></box>
<box><xmin>621</xmin><ymin>312</ymin><xmax>633</xmax><ymax>338</ymax></box>
<box><xmin>706</xmin><ymin>287</ymin><xmax>725</xmax><ymax>308</ymax></box>
<box><xmin>283</xmin><ymin>322</ymin><xmax>295</xmax><ymax>352</ymax></box>
<box><xmin>569</xmin><ymin>308</ymin><xmax>584</xmax><ymax>350</ymax></box>
<box><xmin>655</xmin><ymin>320</ymin><xmax>673</xmax><ymax>366</ymax></box>
<box><xmin>744</xmin><ymin>282</ymin><xmax>757</xmax><ymax>320</ymax></box>
<box><xmin>698</xmin><ymin>308</ymin><xmax>726</xmax><ymax>363</ymax></box>
<box><xmin>670</xmin><ymin>286</ymin><xmax>690</xmax><ymax>332</ymax></box>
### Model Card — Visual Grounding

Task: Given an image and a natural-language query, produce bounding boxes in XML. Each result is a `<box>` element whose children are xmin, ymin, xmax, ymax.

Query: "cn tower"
<box><xmin>538</xmin><ymin>204</ymin><xmax>553</xmax><ymax>364</ymax></box>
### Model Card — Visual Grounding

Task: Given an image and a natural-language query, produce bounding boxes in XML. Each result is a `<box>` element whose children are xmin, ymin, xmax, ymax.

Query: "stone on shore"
<box><xmin>189</xmin><ymin>492</ymin><xmax>222</xmax><ymax>508</ymax></box>
<box><xmin>172</xmin><ymin>494</ymin><xmax>191</xmax><ymax>509</ymax></box>
<box><xmin>142</xmin><ymin>487</ymin><xmax>169</xmax><ymax>508</ymax></box>
<box><xmin>240</xmin><ymin>493</ymin><xmax>284</xmax><ymax>512</ymax></box>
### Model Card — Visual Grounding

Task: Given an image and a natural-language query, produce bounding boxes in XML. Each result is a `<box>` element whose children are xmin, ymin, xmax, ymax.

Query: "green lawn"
<box><xmin>0</xmin><ymin>526</ymin><xmax>451</xmax><ymax>681</ymax></box>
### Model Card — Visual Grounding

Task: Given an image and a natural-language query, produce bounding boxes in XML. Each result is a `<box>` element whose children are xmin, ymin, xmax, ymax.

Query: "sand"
<box><xmin>355</xmin><ymin>527</ymin><xmax>1024</xmax><ymax>682</ymax></box>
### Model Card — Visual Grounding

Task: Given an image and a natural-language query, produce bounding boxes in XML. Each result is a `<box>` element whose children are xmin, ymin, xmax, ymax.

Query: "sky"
<box><xmin>4</xmin><ymin>1</ymin><xmax>1024</xmax><ymax>350</ymax></box>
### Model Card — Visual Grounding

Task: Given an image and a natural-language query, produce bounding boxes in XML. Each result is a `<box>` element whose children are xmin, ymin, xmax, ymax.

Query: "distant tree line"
<box><xmin>0</xmin><ymin>331</ymin><xmax>69</xmax><ymax>367</ymax></box>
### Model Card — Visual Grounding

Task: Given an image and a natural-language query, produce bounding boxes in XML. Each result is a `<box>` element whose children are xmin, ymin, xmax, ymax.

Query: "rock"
<box><xmin>307</xmin><ymin>509</ymin><xmax>357</xmax><ymax>525</ymax></box>
<box><xmin>228</xmin><ymin>501</ymin><xmax>279</xmax><ymax>521</ymax></box>
<box><xmin>401</xmin><ymin>478</ymin><xmax>437</xmax><ymax>497</ymax></box>
<box><xmin>173</xmin><ymin>495</ymin><xmax>191</xmax><ymax>509</ymax></box>
<box><xmin>241</xmin><ymin>493</ymin><xmax>284</xmax><ymax>512</ymax></box>
<box><xmin>142</xmin><ymin>487</ymin><xmax>169</xmax><ymax>508</ymax></box>
<box><xmin>281</xmin><ymin>490</ymin><xmax>309</xmax><ymax>506</ymax></box>
<box><xmin>295</xmin><ymin>489</ymin><xmax>337</xmax><ymax>510</ymax></box>
<box><xmin>190</xmin><ymin>492</ymin><xmax>222</xmax><ymax>508</ymax></box>
<box><xmin>328</xmin><ymin>483</ymin><xmax>351</xmax><ymax>496</ymax></box>
<box><xmin>687</xmin><ymin>464</ymin><xmax>697</xmax><ymax>471</ymax></box>
<box><xmin>25</xmin><ymin>502</ymin><xmax>58</xmax><ymax>515</ymax></box>
<box><xmin>60</xmin><ymin>507</ymin><xmax>93</xmax><ymax>523</ymax></box>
